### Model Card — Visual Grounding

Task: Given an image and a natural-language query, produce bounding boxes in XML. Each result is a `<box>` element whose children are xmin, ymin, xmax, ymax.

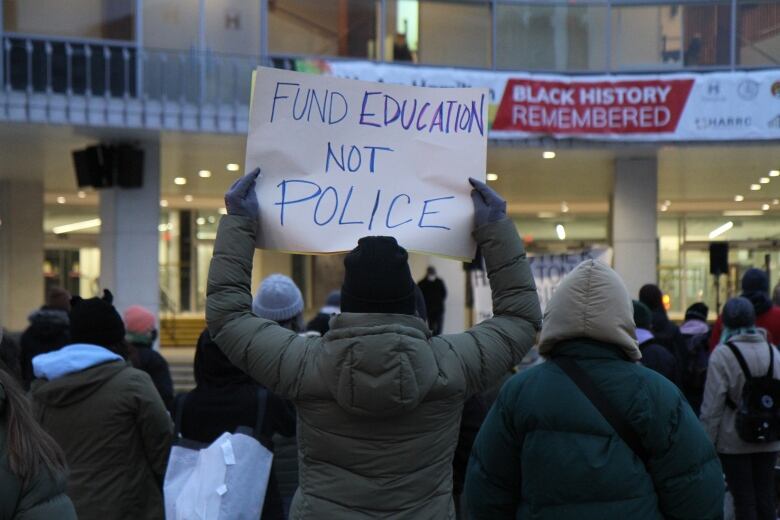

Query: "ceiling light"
<box><xmin>723</xmin><ymin>210</ymin><xmax>764</xmax><ymax>216</ymax></box>
<box><xmin>761</xmin><ymin>177</ymin><xmax>770</xmax><ymax>184</ymax></box>
<box><xmin>774</xmin><ymin>199</ymin><xmax>780</xmax><ymax>205</ymax></box>
<box><xmin>708</xmin><ymin>221</ymin><xmax>734</xmax><ymax>239</ymax></box>
<box><xmin>207</xmin><ymin>216</ymin><xmax>216</xmax><ymax>224</ymax></box>
<box><xmin>160</xmin><ymin>199</ymin><xmax>169</xmax><ymax>208</ymax></box>
<box><xmin>663</xmin><ymin>200</ymin><xmax>671</xmax><ymax>206</ymax></box>
<box><xmin>56</xmin><ymin>196</ymin><xmax>66</xmax><ymax>204</ymax></box>
<box><xmin>486</xmin><ymin>173</ymin><xmax>498</xmax><ymax>182</ymax></box>
<box><xmin>751</xmin><ymin>184</ymin><xmax>761</xmax><ymax>191</ymax></box>
<box><xmin>53</xmin><ymin>218</ymin><xmax>101</xmax><ymax>235</ymax></box>
<box><xmin>77</xmin><ymin>191</ymin><xmax>86</xmax><ymax>199</ymax></box>
<box><xmin>198</xmin><ymin>169</ymin><xmax>212</xmax><ymax>178</ymax></box>
<box><xmin>227</xmin><ymin>163</ymin><xmax>240</xmax><ymax>172</ymax></box>
<box><xmin>771</xmin><ymin>170</ymin><xmax>780</xmax><ymax>177</ymax></box>
<box><xmin>555</xmin><ymin>224</ymin><xmax>566</xmax><ymax>240</ymax></box>
<box><xmin>763</xmin><ymin>203</ymin><xmax>771</xmax><ymax>211</ymax></box>
<box><xmin>174</xmin><ymin>177</ymin><xmax>187</xmax><ymax>185</ymax></box>
<box><xmin>561</xmin><ymin>201</ymin><xmax>569</xmax><ymax>213</ymax></box>
<box><xmin>734</xmin><ymin>195</ymin><xmax>744</xmax><ymax>202</ymax></box>
<box><xmin>660</xmin><ymin>205</ymin><xmax>668</xmax><ymax>212</ymax></box>
<box><xmin>157</xmin><ymin>224</ymin><xmax>167</xmax><ymax>232</ymax></box>
<box><xmin>184</xmin><ymin>195</ymin><xmax>193</xmax><ymax>202</ymax></box>
<box><xmin>196</xmin><ymin>217</ymin><xmax>206</xmax><ymax>225</ymax></box>
<box><xmin>542</xmin><ymin>151</ymin><xmax>556</xmax><ymax>160</ymax></box>
<box><xmin>218</xmin><ymin>208</ymin><xmax>228</xmax><ymax>215</ymax></box>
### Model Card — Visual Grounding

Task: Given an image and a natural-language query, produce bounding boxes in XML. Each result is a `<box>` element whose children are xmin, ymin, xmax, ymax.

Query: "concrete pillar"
<box><xmin>611</xmin><ymin>157</ymin><xmax>658</xmax><ymax>298</ymax></box>
<box><xmin>99</xmin><ymin>140</ymin><xmax>161</xmax><ymax>317</ymax></box>
<box><xmin>0</xmin><ymin>179</ymin><xmax>44</xmax><ymax>331</ymax></box>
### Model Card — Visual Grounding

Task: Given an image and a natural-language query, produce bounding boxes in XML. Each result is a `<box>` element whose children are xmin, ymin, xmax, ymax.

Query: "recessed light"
<box><xmin>660</xmin><ymin>205</ymin><xmax>668</xmax><ymax>212</ymax></box>
<box><xmin>160</xmin><ymin>199</ymin><xmax>169</xmax><ymax>208</ymax></box>
<box><xmin>771</xmin><ymin>170</ymin><xmax>780</xmax><ymax>177</ymax></box>
<box><xmin>77</xmin><ymin>191</ymin><xmax>86</xmax><ymax>199</ymax></box>
<box><xmin>486</xmin><ymin>173</ymin><xmax>498</xmax><ymax>182</ymax></box>
<box><xmin>196</xmin><ymin>217</ymin><xmax>206</xmax><ymax>225</ymax></box>
<box><xmin>555</xmin><ymin>224</ymin><xmax>566</xmax><ymax>240</ymax></box>
<box><xmin>184</xmin><ymin>195</ymin><xmax>193</xmax><ymax>202</ymax></box>
<box><xmin>751</xmin><ymin>184</ymin><xmax>762</xmax><ymax>191</ymax></box>
<box><xmin>227</xmin><ymin>163</ymin><xmax>240</xmax><ymax>172</ymax></box>
<box><xmin>198</xmin><ymin>169</ymin><xmax>212</xmax><ymax>178</ymax></box>
<box><xmin>763</xmin><ymin>203</ymin><xmax>771</xmax><ymax>211</ymax></box>
<box><xmin>218</xmin><ymin>208</ymin><xmax>227</xmax><ymax>215</ymax></box>
<box><xmin>761</xmin><ymin>177</ymin><xmax>770</xmax><ymax>184</ymax></box>
<box><xmin>542</xmin><ymin>151</ymin><xmax>556</xmax><ymax>160</ymax></box>
<box><xmin>56</xmin><ymin>196</ymin><xmax>66</xmax><ymax>204</ymax></box>
<box><xmin>174</xmin><ymin>177</ymin><xmax>187</xmax><ymax>185</ymax></box>
<box><xmin>734</xmin><ymin>195</ymin><xmax>745</xmax><ymax>202</ymax></box>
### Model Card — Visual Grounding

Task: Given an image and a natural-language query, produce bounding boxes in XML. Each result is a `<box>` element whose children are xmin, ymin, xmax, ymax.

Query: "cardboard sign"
<box><xmin>245</xmin><ymin>67</ymin><xmax>488</xmax><ymax>260</ymax></box>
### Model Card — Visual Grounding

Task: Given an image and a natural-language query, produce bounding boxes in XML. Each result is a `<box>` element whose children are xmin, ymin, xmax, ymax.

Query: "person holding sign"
<box><xmin>206</xmin><ymin>169</ymin><xmax>542</xmax><ymax>519</ymax></box>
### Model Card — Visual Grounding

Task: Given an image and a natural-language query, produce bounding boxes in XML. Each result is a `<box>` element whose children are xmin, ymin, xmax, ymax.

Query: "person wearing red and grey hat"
<box><xmin>206</xmin><ymin>169</ymin><xmax>542</xmax><ymax>519</ymax></box>
<box><xmin>123</xmin><ymin>305</ymin><xmax>174</xmax><ymax>410</ymax></box>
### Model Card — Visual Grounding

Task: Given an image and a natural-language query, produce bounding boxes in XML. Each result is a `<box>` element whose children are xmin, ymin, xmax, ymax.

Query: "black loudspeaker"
<box><xmin>113</xmin><ymin>145</ymin><xmax>144</xmax><ymax>188</ymax></box>
<box><xmin>72</xmin><ymin>146</ymin><xmax>104</xmax><ymax>188</ymax></box>
<box><xmin>710</xmin><ymin>242</ymin><xmax>729</xmax><ymax>275</ymax></box>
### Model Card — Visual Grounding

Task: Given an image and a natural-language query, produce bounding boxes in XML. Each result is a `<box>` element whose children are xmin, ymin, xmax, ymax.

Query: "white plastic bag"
<box><xmin>164</xmin><ymin>431</ymin><xmax>273</xmax><ymax>520</ymax></box>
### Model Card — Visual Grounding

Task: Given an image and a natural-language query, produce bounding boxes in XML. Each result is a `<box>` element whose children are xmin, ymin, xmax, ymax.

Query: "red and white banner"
<box><xmin>309</xmin><ymin>60</ymin><xmax>780</xmax><ymax>142</ymax></box>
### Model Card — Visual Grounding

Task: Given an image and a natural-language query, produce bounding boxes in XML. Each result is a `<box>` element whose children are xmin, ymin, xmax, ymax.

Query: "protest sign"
<box><xmin>245</xmin><ymin>67</ymin><xmax>488</xmax><ymax>260</ymax></box>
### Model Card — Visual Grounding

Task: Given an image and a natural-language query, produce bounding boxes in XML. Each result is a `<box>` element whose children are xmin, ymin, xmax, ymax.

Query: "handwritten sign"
<box><xmin>245</xmin><ymin>67</ymin><xmax>488</xmax><ymax>260</ymax></box>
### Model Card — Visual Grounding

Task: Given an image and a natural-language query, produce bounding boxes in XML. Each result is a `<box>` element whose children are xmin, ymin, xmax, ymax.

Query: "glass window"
<box><xmin>611</xmin><ymin>3</ymin><xmax>731</xmax><ymax>70</ymax></box>
<box><xmin>496</xmin><ymin>3</ymin><xmax>607</xmax><ymax>71</ymax></box>
<box><xmin>205</xmin><ymin>0</ymin><xmax>261</xmax><ymax>56</ymax></box>
<box><xmin>386</xmin><ymin>0</ymin><xmax>491</xmax><ymax>67</ymax></box>
<box><xmin>269</xmin><ymin>0</ymin><xmax>379</xmax><ymax>59</ymax></box>
<box><xmin>738</xmin><ymin>0</ymin><xmax>780</xmax><ymax>67</ymax></box>
<box><xmin>144</xmin><ymin>0</ymin><xmax>199</xmax><ymax>51</ymax></box>
<box><xmin>4</xmin><ymin>0</ymin><xmax>135</xmax><ymax>40</ymax></box>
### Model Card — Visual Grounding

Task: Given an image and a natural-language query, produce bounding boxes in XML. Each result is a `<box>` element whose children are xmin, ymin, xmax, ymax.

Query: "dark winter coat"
<box><xmin>0</xmin><ymin>382</ymin><xmax>77</xmax><ymax>520</ymax></box>
<box><xmin>31</xmin><ymin>353</ymin><xmax>173</xmax><ymax>520</ymax></box>
<box><xmin>131</xmin><ymin>344</ymin><xmax>174</xmax><ymax>410</ymax></box>
<box><xmin>20</xmin><ymin>308</ymin><xmax>69</xmax><ymax>387</ymax></box>
<box><xmin>639</xmin><ymin>338</ymin><xmax>679</xmax><ymax>385</ymax></box>
<box><xmin>466</xmin><ymin>260</ymin><xmax>724</xmax><ymax>520</ymax></box>
<box><xmin>207</xmin><ymin>216</ymin><xmax>542</xmax><ymax>519</ymax></box>
<box><xmin>418</xmin><ymin>277</ymin><xmax>447</xmax><ymax>316</ymax></box>
<box><xmin>650</xmin><ymin>309</ymin><xmax>680</xmax><ymax>350</ymax></box>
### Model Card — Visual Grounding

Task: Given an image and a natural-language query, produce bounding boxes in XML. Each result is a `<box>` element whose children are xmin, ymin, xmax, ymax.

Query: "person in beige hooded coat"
<box><xmin>206</xmin><ymin>172</ymin><xmax>542</xmax><ymax>519</ymax></box>
<box><xmin>466</xmin><ymin>260</ymin><xmax>724</xmax><ymax>519</ymax></box>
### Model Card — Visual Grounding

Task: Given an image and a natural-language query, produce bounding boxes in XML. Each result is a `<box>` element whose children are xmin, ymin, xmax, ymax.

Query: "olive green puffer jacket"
<box><xmin>0</xmin><ymin>381</ymin><xmax>77</xmax><ymax>520</ymax></box>
<box><xmin>207</xmin><ymin>216</ymin><xmax>542</xmax><ymax>519</ymax></box>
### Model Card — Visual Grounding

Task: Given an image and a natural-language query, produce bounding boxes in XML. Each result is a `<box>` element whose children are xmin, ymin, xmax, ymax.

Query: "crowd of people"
<box><xmin>1</xmin><ymin>172</ymin><xmax>780</xmax><ymax>518</ymax></box>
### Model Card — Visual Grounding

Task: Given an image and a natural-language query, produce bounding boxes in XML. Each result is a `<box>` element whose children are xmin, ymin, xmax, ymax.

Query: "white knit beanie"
<box><xmin>252</xmin><ymin>274</ymin><xmax>304</xmax><ymax>322</ymax></box>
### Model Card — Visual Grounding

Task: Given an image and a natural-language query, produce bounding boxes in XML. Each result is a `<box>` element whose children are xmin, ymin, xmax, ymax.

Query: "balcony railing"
<box><xmin>1</xmin><ymin>33</ymin><xmax>261</xmax><ymax>132</ymax></box>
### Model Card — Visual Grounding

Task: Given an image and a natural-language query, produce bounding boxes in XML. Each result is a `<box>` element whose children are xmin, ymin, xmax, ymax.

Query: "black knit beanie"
<box><xmin>341</xmin><ymin>236</ymin><xmax>416</xmax><ymax>315</ymax></box>
<box><xmin>69</xmin><ymin>289</ymin><xmax>126</xmax><ymax>348</ymax></box>
<box><xmin>639</xmin><ymin>284</ymin><xmax>664</xmax><ymax>312</ymax></box>
<box><xmin>685</xmin><ymin>302</ymin><xmax>709</xmax><ymax>322</ymax></box>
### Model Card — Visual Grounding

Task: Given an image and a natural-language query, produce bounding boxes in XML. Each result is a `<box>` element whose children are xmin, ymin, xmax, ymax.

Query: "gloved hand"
<box><xmin>469</xmin><ymin>177</ymin><xmax>506</xmax><ymax>228</ymax></box>
<box><xmin>225</xmin><ymin>168</ymin><xmax>261</xmax><ymax>221</ymax></box>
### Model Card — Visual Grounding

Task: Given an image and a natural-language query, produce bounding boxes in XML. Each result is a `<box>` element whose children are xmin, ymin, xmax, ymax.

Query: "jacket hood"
<box><xmin>31</xmin><ymin>356</ymin><xmax>127</xmax><ymax>407</ymax></box>
<box><xmin>319</xmin><ymin>313</ymin><xmax>438</xmax><ymax>417</ymax></box>
<box><xmin>33</xmin><ymin>344</ymin><xmax>123</xmax><ymax>381</ymax></box>
<box><xmin>538</xmin><ymin>260</ymin><xmax>641</xmax><ymax>361</ymax></box>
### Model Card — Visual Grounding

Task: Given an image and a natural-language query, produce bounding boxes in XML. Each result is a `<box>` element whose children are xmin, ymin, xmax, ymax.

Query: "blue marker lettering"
<box><xmin>386</xmin><ymin>194</ymin><xmax>413</xmax><ymax>229</ymax></box>
<box><xmin>347</xmin><ymin>145</ymin><xmax>362</xmax><ymax>172</ymax></box>
<box><xmin>368</xmin><ymin>189</ymin><xmax>382</xmax><ymax>231</ymax></box>
<box><xmin>308</xmin><ymin>88</ymin><xmax>327</xmax><ymax>122</ymax></box>
<box><xmin>292</xmin><ymin>88</ymin><xmax>310</xmax><ymax>121</ymax></box>
<box><xmin>274</xmin><ymin>179</ymin><xmax>322</xmax><ymax>225</ymax></box>
<box><xmin>384</xmin><ymin>95</ymin><xmax>401</xmax><ymax>125</ymax></box>
<box><xmin>314</xmin><ymin>187</ymin><xmax>339</xmax><ymax>226</ymax></box>
<box><xmin>359</xmin><ymin>91</ymin><xmax>381</xmax><ymax>128</ymax></box>
<box><xmin>400</xmin><ymin>99</ymin><xmax>417</xmax><ymax>130</ymax></box>
<box><xmin>429</xmin><ymin>103</ymin><xmax>444</xmax><ymax>133</ymax></box>
<box><xmin>416</xmin><ymin>102</ymin><xmax>431</xmax><ymax>131</ymax></box>
<box><xmin>364</xmin><ymin>146</ymin><xmax>393</xmax><ymax>174</ymax></box>
<box><xmin>328</xmin><ymin>91</ymin><xmax>348</xmax><ymax>124</ymax></box>
<box><xmin>325</xmin><ymin>142</ymin><xmax>344</xmax><ymax>173</ymax></box>
<box><xmin>469</xmin><ymin>94</ymin><xmax>485</xmax><ymax>135</ymax></box>
<box><xmin>445</xmin><ymin>100</ymin><xmax>457</xmax><ymax>133</ymax></box>
<box><xmin>338</xmin><ymin>186</ymin><xmax>364</xmax><ymax>225</ymax></box>
<box><xmin>419</xmin><ymin>196</ymin><xmax>455</xmax><ymax>230</ymax></box>
<box><xmin>270</xmin><ymin>81</ymin><xmax>299</xmax><ymax>123</ymax></box>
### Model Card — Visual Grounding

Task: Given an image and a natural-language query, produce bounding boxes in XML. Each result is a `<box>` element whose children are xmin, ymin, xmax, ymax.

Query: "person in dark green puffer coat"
<box><xmin>465</xmin><ymin>260</ymin><xmax>725</xmax><ymax>520</ymax></box>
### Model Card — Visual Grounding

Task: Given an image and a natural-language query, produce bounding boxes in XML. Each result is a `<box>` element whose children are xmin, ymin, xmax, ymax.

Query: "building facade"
<box><xmin>1</xmin><ymin>0</ymin><xmax>779</xmax><ymax>335</ymax></box>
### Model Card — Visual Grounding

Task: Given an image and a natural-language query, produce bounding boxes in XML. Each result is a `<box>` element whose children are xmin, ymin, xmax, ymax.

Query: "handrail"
<box><xmin>3</xmin><ymin>31</ymin><xmax>136</xmax><ymax>48</ymax></box>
